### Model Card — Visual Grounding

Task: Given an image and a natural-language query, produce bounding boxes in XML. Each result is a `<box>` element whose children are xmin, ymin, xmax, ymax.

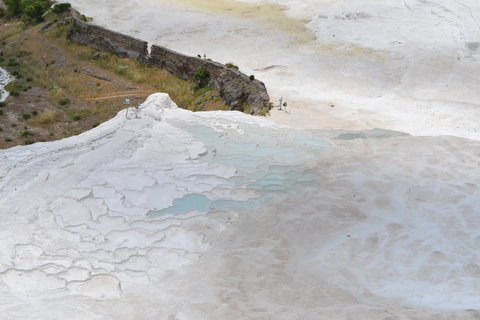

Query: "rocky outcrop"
<box><xmin>66</xmin><ymin>9</ymin><xmax>271</xmax><ymax>115</ymax></box>
<box><xmin>149</xmin><ymin>45</ymin><xmax>270</xmax><ymax>114</ymax></box>
<box><xmin>67</xmin><ymin>10</ymin><xmax>148</xmax><ymax>62</ymax></box>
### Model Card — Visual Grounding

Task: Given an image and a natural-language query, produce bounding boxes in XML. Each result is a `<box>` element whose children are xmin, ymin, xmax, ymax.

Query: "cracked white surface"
<box><xmin>1</xmin><ymin>93</ymin><xmax>479</xmax><ymax>318</ymax></box>
<box><xmin>0</xmin><ymin>67</ymin><xmax>14</xmax><ymax>103</ymax></box>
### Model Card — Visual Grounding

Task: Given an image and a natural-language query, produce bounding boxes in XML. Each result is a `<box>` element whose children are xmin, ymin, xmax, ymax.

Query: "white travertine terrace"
<box><xmin>2</xmin><ymin>0</ymin><xmax>480</xmax><ymax>317</ymax></box>
<box><xmin>1</xmin><ymin>93</ymin><xmax>479</xmax><ymax>318</ymax></box>
<box><xmin>0</xmin><ymin>67</ymin><xmax>14</xmax><ymax>102</ymax></box>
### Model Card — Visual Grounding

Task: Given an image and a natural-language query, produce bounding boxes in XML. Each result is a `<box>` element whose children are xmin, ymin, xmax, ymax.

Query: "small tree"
<box><xmin>52</xmin><ymin>2</ymin><xmax>71</xmax><ymax>14</ymax></box>
<box><xmin>23</xmin><ymin>2</ymin><xmax>48</xmax><ymax>23</ymax></box>
<box><xmin>4</xmin><ymin>0</ymin><xmax>52</xmax><ymax>22</ymax></box>
<box><xmin>193</xmin><ymin>68</ymin><xmax>210</xmax><ymax>89</ymax></box>
<box><xmin>4</xmin><ymin>0</ymin><xmax>22</xmax><ymax>17</ymax></box>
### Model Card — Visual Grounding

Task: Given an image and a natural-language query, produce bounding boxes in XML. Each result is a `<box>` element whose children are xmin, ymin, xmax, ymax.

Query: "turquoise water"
<box><xmin>333</xmin><ymin>128</ymin><xmax>407</xmax><ymax>140</ymax></box>
<box><xmin>153</xmin><ymin>194</ymin><xmax>212</xmax><ymax>216</ymax></box>
<box><xmin>149</xmin><ymin>119</ymin><xmax>329</xmax><ymax>217</ymax></box>
<box><xmin>149</xmin><ymin>120</ymin><xmax>404</xmax><ymax>217</ymax></box>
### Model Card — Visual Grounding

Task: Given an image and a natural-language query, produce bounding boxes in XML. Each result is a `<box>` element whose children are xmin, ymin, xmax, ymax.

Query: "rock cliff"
<box><xmin>67</xmin><ymin>9</ymin><xmax>270</xmax><ymax>115</ymax></box>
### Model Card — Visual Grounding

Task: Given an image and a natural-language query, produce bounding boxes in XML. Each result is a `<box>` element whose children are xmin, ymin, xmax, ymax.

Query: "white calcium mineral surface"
<box><xmin>2</xmin><ymin>0</ymin><xmax>480</xmax><ymax>318</ymax></box>
<box><xmin>0</xmin><ymin>67</ymin><xmax>14</xmax><ymax>102</ymax></box>
<box><xmin>1</xmin><ymin>94</ymin><xmax>479</xmax><ymax>319</ymax></box>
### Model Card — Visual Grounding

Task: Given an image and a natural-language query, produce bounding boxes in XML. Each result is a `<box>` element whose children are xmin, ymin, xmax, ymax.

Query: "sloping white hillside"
<box><xmin>1</xmin><ymin>94</ymin><xmax>479</xmax><ymax>319</ymax></box>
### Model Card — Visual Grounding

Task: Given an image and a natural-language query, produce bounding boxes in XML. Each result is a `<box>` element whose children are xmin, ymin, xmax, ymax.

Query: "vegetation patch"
<box><xmin>59</xmin><ymin>97</ymin><xmax>71</xmax><ymax>106</ymax></box>
<box><xmin>37</xmin><ymin>110</ymin><xmax>60</xmax><ymax>124</ymax></box>
<box><xmin>0</xmin><ymin>7</ymin><xmax>229</xmax><ymax>149</ymax></box>
<box><xmin>20</xmin><ymin>130</ymin><xmax>33</xmax><ymax>137</ymax></box>
<box><xmin>67</xmin><ymin>108</ymin><xmax>91</xmax><ymax>121</ymax></box>
<box><xmin>226</xmin><ymin>62</ymin><xmax>239</xmax><ymax>70</ymax></box>
<box><xmin>51</xmin><ymin>3</ymin><xmax>71</xmax><ymax>14</ymax></box>
<box><xmin>242</xmin><ymin>104</ymin><xmax>253</xmax><ymax>114</ymax></box>
<box><xmin>4</xmin><ymin>0</ymin><xmax>51</xmax><ymax>23</ymax></box>
<box><xmin>193</xmin><ymin>68</ymin><xmax>211</xmax><ymax>89</ymax></box>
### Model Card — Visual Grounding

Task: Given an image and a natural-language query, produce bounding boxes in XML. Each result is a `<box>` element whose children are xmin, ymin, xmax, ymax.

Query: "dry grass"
<box><xmin>37</xmin><ymin>110</ymin><xmax>61</xmax><ymax>124</ymax></box>
<box><xmin>0</xmin><ymin>21</ymin><xmax>25</xmax><ymax>41</ymax></box>
<box><xmin>0</xmin><ymin>17</ymin><xmax>228</xmax><ymax>149</ymax></box>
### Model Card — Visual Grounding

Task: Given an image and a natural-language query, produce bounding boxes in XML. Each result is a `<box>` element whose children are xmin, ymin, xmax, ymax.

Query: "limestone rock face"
<box><xmin>150</xmin><ymin>45</ymin><xmax>270</xmax><ymax>114</ymax></box>
<box><xmin>66</xmin><ymin>9</ymin><xmax>271</xmax><ymax>115</ymax></box>
<box><xmin>67</xmin><ymin>10</ymin><xmax>148</xmax><ymax>61</ymax></box>
<box><xmin>216</xmin><ymin>68</ymin><xmax>270</xmax><ymax>113</ymax></box>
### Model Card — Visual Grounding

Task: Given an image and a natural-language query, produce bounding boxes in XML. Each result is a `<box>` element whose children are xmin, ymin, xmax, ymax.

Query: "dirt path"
<box><xmin>87</xmin><ymin>90</ymin><xmax>152</xmax><ymax>101</ymax></box>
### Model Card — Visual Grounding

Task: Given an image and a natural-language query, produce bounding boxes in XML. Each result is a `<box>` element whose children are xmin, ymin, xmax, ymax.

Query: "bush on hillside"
<box><xmin>4</xmin><ymin>0</ymin><xmax>22</xmax><ymax>17</ymax></box>
<box><xmin>193</xmin><ymin>68</ymin><xmax>210</xmax><ymax>89</ymax></box>
<box><xmin>4</xmin><ymin>0</ymin><xmax>52</xmax><ymax>23</ymax></box>
<box><xmin>58</xmin><ymin>97</ymin><xmax>71</xmax><ymax>106</ymax></box>
<box><xmin>52</xmin><ymin>2</ymin><xmax>71</xmax><ymax>14</ymax></box>
<box><xmin>23</xmin><ymin>1</ymin><xmax>48</xmax><ymax>23</ymax></box>
<box><xmin>226</xmin><ymin>62</ymin><xmax>239</xmax><ymax>70</ymax></box>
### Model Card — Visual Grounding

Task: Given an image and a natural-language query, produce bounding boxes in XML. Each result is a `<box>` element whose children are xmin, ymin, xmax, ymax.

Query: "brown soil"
<box><xmin>0</xmin><ymin>17</ymin><xmax>227</xmax><ymax>149</ymax></box>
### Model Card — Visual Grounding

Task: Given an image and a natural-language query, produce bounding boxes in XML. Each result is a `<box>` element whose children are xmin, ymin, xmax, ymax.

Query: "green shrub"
<box><xmin>59</xmin><ymin>97</ymin><xmax>71</xmax><ymax>106</ymax></box>
<box><xmin>193</xmin><ymin>68</ymin><xmax>210</xmax><ymax>89</ymax></box>
<box><xmin>6</xmin><ymin>81</ymin><xmax>23</xmax><ymax>97</ymax></box>
<box><xmin>249</xmin><ymin>74</ymin><xmax>255</xmax><ymax>81</ymax></box>
<box><xmin>32</xmin><ymin>110</ymin><xmax>38</xmax><ymax>116</ymax></box>
<box><xmin>4</xmin><ymin>0</ymin><xmax>22</xmax><ymax>17</ymax></box>
<box><xmin>6</xmin><ymin>80</ymin><xmax>22</xmax><ymax>91</ymax></box>
<box><xmin>4</xmin><ymin>138</ymin><xmax>12</xmax><ymax>142</ymax></box>
<box><xmin>0</xmin><ymin>102</ymin><xmax>6</xmax><ymax>107</ymax></box>
<box><xmin>226</xmin><ymin>62</ymin><xmax>239</xmax><ymax>70</ymax></box>
<box><xmin>22</xmin><ymin>1</ymin><xmax>49</xmax><ymax>23</ymax></box>
<box><xmin>0</xmin><ymin>110</ymin><xmax>3</xmax><ymax>115</ymax></box>
<box><xmin>0</xmin><ymin>8</ymin><xmax>5</xmax><ymax>18</ymax></box>
<box><xmin>194</xmin><ymin>85</ymin><xmax>213</xmax><ymax>96</ymax></box>
<box><xmin>242</xmin><ymin>104</ymin><xmax>253</xmax><ymax>114</ymax></box>
<box><xmin>51</xmin><ymin>2</ymin><xmax>71</xmax><ymax>14</ymax></box>
<box><xmin>22</xmin><ymin>113</ymin><xmax>31</xmax><ymax>120</ymax></box>
<box><xmin>67</xmin><ymin>108</ymin><xmax>91</xmax><ymax>121</ymax></box>
<box><xmin>5</xmin><ymin>0</ymin><xmax>51</xmax><ymax>23</ymax></box>
<box><xmin>7</xmin><ymin>58</ymin><xmax>19</xmax><ymax>67</ymax></box>
<box><xmin>20</xmin><ymin>130</ymin><xmax>33</xmax><ymax>137</ymax></box>
<box><xmin>259</xmin><ymin>102</ymin><xmax>274</xmax><ymax>116</ymax></box>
